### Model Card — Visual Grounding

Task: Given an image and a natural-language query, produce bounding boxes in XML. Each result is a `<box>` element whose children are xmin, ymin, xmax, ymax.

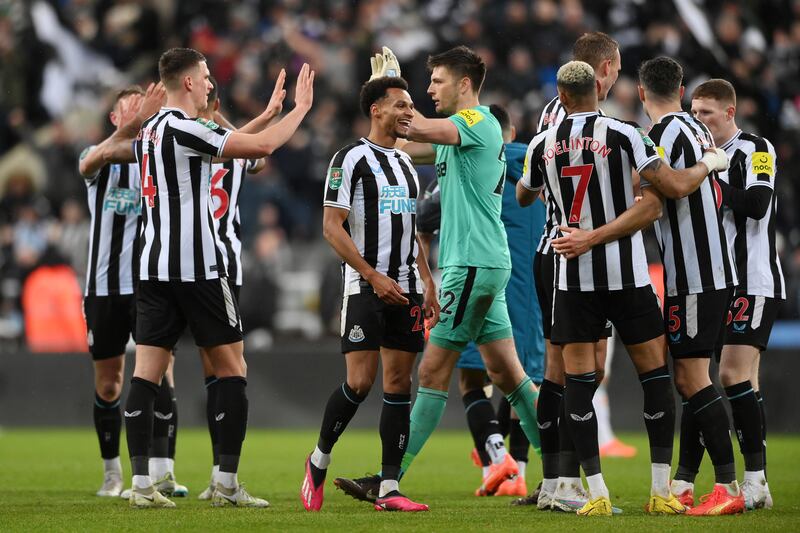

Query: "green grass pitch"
<box><xmin>1</xmin><ymin>428</ymin><xmax>798</xmax><ymax>531</ymax></box>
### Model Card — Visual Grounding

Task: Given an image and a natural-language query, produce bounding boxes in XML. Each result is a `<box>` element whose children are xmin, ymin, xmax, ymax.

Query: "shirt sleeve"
<box><xmin>744</xmin><ymin>139</ymin><xmax>777</xmax><ymax>190</ymax></box>
<box><xmin>323</xmin><ymin>150</ymin><xmax>358</xmax><ymax>210</ymax></box>
<box><xmin>448</xmin><ymin>109</ymin><xmax>489</xmax><ymax>149</ymax></box>
<box><xmin>519</xmin><ymin>136</ymin><xmax>545</xmax><ymax>192</ymax></box>
<box><xmin>170</xmin><ymin>117</ymin><xmax>232</xmax><ymax>157</ymax></box>
<box><xmin>79</xmin><ymin>145</ymin><xmax>100</xmax><ymax>182</ymax></box>
<box><xmin>627</xmin><ymin>124</ymin><xmax>660</xmax><ymax>174</ymax></box>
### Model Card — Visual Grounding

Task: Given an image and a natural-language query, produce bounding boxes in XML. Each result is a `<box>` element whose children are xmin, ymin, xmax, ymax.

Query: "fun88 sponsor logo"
<box><xmin>379</xmin><ymin>186</ymin><xmax>416</xmax><ymax>215</ymax></box>
<box><xmin>104</xmin><ymin>187</ymin><xmax>141</xmax><ymax>216</ymax></box>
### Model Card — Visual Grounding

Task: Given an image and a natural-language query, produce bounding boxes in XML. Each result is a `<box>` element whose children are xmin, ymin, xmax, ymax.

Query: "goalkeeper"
<box><xmin>335</xmin><ymin>46</ymin><xmax>543</xmax><ymax>504</ymax></box>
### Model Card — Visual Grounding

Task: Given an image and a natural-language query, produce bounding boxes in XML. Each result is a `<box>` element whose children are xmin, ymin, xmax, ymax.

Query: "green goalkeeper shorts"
<box><xmin>429</xmin><ymin>266</ymin><xmax>513</xmax><ymax>352</ymax></box>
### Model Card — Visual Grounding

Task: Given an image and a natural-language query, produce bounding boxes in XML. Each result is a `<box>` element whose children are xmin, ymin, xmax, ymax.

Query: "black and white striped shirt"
<box><xmin>134</xmin><ymin>108</ymin><xmax>231</xmax><ymax>282</ymax></box>
<box><xmin>535</xmin><ymin>97</ymin><xmax>607</xmax><ymax>255</ymax></box>
<box><xmin>719</xmin><ymin>129</ymin><xmax>784</xmax><ymax>299</ymax></box>
<box><xmin>210</xmin><ymin>158</ymin><xmax>255</xmax><ymax>287</ymax></box>
<box><xmin>521</xmin><ymin>111</ymin><xmax>659</xmax><ymax>291</ymax></box>
<box><xmin>82</xmin><ymin>160</ymin><xmax>141</xmax><ymax>296</ymax></box>
<box><xmin>646</xmin><ymin>112</ymin><xmax>737</xmax><ymax>296</ymax></box>
<box><xmin>323</xmin><ymin>138</ymin><xmax>421</xmax><ymax>296</ymax></box>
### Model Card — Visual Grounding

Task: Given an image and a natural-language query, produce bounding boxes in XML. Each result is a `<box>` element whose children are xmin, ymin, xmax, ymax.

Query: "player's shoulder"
<box><xmin>394</xmin><ymin>148</ymin><xmax>416</xmax><ymax>166</ymax></box>
<box><xmin>537</xmin><ymin>96</ymin><xmax>563</xmax><ymax>132</ymax></box>
<box><xmin>737</xmin><ymin>130</ymin><xmax>774</xmax><ymax>154</ymax></box>
<box><xmin>451</xmin><ymin>106</ymin><xmax>494</xmax><ymax>130</ymax></box>
<box><xmin>330</xmin><ymin>139</ymin><xmax>367</xmax><ymax>168</ymax></box>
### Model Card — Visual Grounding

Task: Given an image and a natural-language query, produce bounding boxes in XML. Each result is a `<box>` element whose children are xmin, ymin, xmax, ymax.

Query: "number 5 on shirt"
<box><xmin>560</xmin><ymin>164</ymin><xmax>594</xmax><ymax>224</ymax></box>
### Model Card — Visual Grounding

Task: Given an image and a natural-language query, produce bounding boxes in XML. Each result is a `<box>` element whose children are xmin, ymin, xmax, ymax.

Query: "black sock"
<box><xmin>380</xmin><ymin>393</ymin><xmax>411</xmax><ymax>481</ymax></box>
<box><xmin>462</xmin><ymin>389</ymin><xmax>497</xmax><ymax>467</ymax></box>
<box><xmin>94</xmin><ymin>393</ymin><xmax>122</xmax><ymax>460</ymax></box>
<box><xmin>496</xmin><ymin>396</ymin><xmax>511</xmax><ymax>437</ymax></box>
<box><xmin>150</xmin><ymin>377</ymin><xmax>173</xmax><ymax>459</ymax></box>
<box><xmin>564</xmin><ymin>371</ymin><xmax>600</xmax><ymax>476</ymax></box>
<box><xmin>509</xmin><ymin>419</ymin><xmax>529</xmax><ymax>463</ymax></box>
<box><xmin>639</xmin><ymin>366</ymin><xmax>675</xmax><ymax>464</ymax></box>
<box><xmin>725</xmin><ymin>381</ymin><xmax>763</xmax><ymax>471</ymax></box>
<box><xmin>205</xmin><ymin>376</ymin><xmax>220</xmax><ymax>466</ymax></box>
<box><xmin>689</xmin><ymin>385</ymin><xmax>736</xmax><ymax>484</ymax></box>
<box><xmin>756</xmin><ymin>391</ymin><xmax>767</xmax><ymax>478</ymax></box>
<box><xmin>558</xmin><ymin>393</ymin><xmax>580</xmax><ymax>478</ymax></box>
<box><xmin>125</xmin><ymin>377</ymin><xmax>160</xmax><ymax>476</ymax></box>
<box><xmin>168</xmin><ymin>385</ymin><xmax>178</xmax><ymax>459</ymax></box>
<box><xmin>674</xmin><ymin>400</ymin><xmax>704</xmax><ymax>483</ymax></box>
<box><xmin>538</xmin><ymin>379</ymin><xmax>563</xmax><ymax>480</ymax></box>
<box><xmin>216</xmin><ymin>376</ymin><xmax>248</xmax><ymax>474</ymax></box>
<box><xmin>317</xmin><ymin>382</ymin><xmax>366</xmax><ymax>454</ymax></box>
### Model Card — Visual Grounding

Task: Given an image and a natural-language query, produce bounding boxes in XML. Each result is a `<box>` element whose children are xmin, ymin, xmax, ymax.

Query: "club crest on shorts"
<box><xmin>348</xmin><ymin>325</ymin><xmax>365</xmax><ymax>343</ymax></box>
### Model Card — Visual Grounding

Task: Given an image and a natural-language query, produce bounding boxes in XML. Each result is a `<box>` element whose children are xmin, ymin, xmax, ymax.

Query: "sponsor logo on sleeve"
<box><xmin>328</xmin><ymin>167</ymin><xmax>343</xmax><ymax>190</ymax></box>
<box><xmin>456</xmin><ymin>109</ymin><xmax>484</xmax><ymax>127</ymax></box>
<box><xmin>656</xmin><ymin>146</ymin><xmax>667</xmax><ymax>160</ymax></box>
<box><xmin>751</xmin><ymin>151</ymin><xmax>775</xmax><ymax>176</ymax></box>
<box><xmin>636</xmin><ymin>127</ymin><xmax>655</xmax><ymax>147</ymax></box>
<box><xmin>196</xmin><ymin>118</ymin><xmax>220</xmax><ymax>130</ymax></box>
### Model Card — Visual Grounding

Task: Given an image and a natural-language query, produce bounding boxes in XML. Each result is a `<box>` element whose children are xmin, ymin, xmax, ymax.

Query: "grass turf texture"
<box><xmin>1</xmin><ymin>429</ymin><xmax>798</xmax><ymax>531</ymax></box>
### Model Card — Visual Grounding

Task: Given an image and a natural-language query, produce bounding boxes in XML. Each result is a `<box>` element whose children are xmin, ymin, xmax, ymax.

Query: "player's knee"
<box><xmin>347</xmin><ymin>376</ymin><xmax>374</xmax><ymax>397</ymax></box>
<box><xmin>417</xmin><ymin>362</ymin><xmax>446</xmax><ymax>390</ymax></box>
<box><xmin>718</xmin><ymin>363</ymin><xmax>746</xmax><ymax>388</ymax></box>
<box><xmin>383</xmin><ymin>371</ymin><xmax>411</xmax><ymax>394</ymax></box>
<box><xmin>96</xmin><ymin>380</ymin><xmax>122</xmax><ymax>402</ymax></box>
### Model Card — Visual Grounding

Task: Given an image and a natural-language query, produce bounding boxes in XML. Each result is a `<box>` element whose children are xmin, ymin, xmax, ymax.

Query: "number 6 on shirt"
<box><xmin>560</xmin><ymin>163</ymin><xmax>594</xmax><ymax>224</ymax></box>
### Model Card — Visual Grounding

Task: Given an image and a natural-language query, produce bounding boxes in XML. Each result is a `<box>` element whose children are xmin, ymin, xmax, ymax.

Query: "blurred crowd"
<box><xmin>0</xmin><ymin>0</ymin><xmax>799</xmax><ymax>346</ymax></box>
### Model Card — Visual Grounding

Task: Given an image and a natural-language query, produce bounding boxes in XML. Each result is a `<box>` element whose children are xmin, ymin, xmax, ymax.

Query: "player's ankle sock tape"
<box><xmin>462</xmin><ymin>389</ymin><xmax>498</xmax><ymax>467</ymax></box>
<box><xmin>496</xmin><ymin>396</ymin><xmax>511</xmax><ymax>437</ymax></box>
<box><xmin>674</xmin><ymin>400</ymin><xmax>702</xmax><ymax>482</ymax></box>
<box><xmin>689</xmin><ymin>385</ymin><xmax>736</xmax><ymax>483</ymax></box>
<box><xmin>638</xmin><ymin>365</ymin><xmax>675</xmax><ymax>464</ymax></box>
<box><xmin>509</xmin><ymin>420</ymin><xmax>530</xmax><ymax>462</ymax></box>
<box><xmin>537</xmin><ymin>379</ymin><xmax>563</xmax><ymax>462</ymax></box>
<box><xmin>564</xmin><ymin>373</ymin><xmax>601</xmax><ymax>476</ymax></box>
<box><xmin>317</xmin><ymin>382</ymin><xmax>367</xmax><ymax>454</ymax></box>
<box><xmin>125</xmin><ymin>377</ymin><xmax>160</xmax><ymax>474</ymax></box>
<box><xmin>94</xmin><ymin>393</ymin><xmax>122</xmax><ymax>460</ymax></box>
<box><xmin>216</xmin><ymin>376</ymin><xmax>249</xmax><ymax>462</ymax></box>
<box><xmin>205</xmin><ymin>375</ymin><xmax>220</xmax><ymax>465</ymax></box>
<box><xmin>505</xmin><ymin>377</ymin><xmax>541</xmax><ymax>452</ymax></box>
<box><xmin>401</xmin><ymin>387</ymin><xmax>448</xmax><ymax>473</ymax></box>
<box><xmin>380</xmin><ymin>393</ymin><xmax>411</xmax><ymax>481</ymax></box>
<box><xmin>725</xmin><ymin>380</ymin><xmax>764</xmax><ymax>471</ymax></box>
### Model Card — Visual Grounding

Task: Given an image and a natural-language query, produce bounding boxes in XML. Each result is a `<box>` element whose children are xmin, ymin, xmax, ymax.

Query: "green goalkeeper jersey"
<box><xmin>434</xmin><ymin>106</ymin><xmax>511</xmax><ymax>270</ymax></box>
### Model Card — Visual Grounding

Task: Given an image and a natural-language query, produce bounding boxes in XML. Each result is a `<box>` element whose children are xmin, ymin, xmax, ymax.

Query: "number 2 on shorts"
<box><xmin>560</xmin><ymin>164</ymin><xmax>594</xmax><ymax>224</ymax></box>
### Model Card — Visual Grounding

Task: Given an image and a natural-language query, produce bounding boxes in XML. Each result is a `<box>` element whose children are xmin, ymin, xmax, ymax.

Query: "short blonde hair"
<box><xmin>557</xmin><ymin>61</ymin><xmax>596</xmax><ymax>97</ymax></box>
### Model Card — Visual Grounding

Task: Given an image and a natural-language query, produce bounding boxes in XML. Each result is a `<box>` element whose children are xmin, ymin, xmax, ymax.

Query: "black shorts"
<box><xmin>724</xmin><ymin>294</ymin><xmax>781</xmax><ymax>352</ymax></box>
<box><xmin>551</xmin><ymin>286</ymin><xmax>663</xmax><ymax>346</ymax></box>
<box><xmin>340</xmin><ymin>290</ymin><xmax>425</xmax><ymax>354</ymax></box>
<box><xmin>535</xmin><ymin>251</ymin><xmax>612</xmax><ymax>341</ymax></box>
<box><xmin>136</xmin><ymin>278</ymin><xmax>243</xmax><ymax>349</ymax></box>
<box><xmin>83</xmin><ymin>294</ymin><xmax>136</xmax><ymax>360</ymax></box>
<box><xmin>665</xmin><ymin>288</ymin><xmax>733</xmax><ymax>359</ymax></box>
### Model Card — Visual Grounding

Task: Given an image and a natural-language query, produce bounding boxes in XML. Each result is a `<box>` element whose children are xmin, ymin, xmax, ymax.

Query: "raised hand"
<box><xmin>293</xmin><ymin>63</ymin><xmax>315</xmax><ymax>111</ymax></box>
<box><xmin>138</xmin><ymin>82</ymin><xmax>166</xmax><ymax>122</ymax></box>
<box><xmin>265</xmin><ymin>69</ymin><xmax>287</xmax><ymax>118</ymax></box>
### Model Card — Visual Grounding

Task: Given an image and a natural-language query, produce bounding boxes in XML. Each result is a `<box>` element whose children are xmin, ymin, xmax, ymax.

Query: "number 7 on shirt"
<box><xmin>560</xmin><ymin>164</ymin><xmax>594</xmax><ymax>224</ymax></box>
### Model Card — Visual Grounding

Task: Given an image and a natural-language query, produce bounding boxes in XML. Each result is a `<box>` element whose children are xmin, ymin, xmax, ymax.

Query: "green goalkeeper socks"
<box><xmin>506</xmin><ymin>377</ymin><xmax>542</xmax><ymax>455</ymax></box>
<box><xmin>399</xmin><ymin>387</ymin><xmax>449</xmax><ymax>474</ymax></box>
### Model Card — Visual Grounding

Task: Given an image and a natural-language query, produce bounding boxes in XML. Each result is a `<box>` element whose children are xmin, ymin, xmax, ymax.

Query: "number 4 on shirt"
<box><xmin>141</xmin><ymin>153</ymin><xmax>157</xmax><ymax>208</ymax></box>
<box><xmin>560</xmin><ymin>164</ymin><xmax>594</xmax><ymax>224</ymax></box>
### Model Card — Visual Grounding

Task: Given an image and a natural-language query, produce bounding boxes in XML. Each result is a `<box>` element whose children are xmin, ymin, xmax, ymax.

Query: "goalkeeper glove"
<box><xmin>369</xmin><ymin>46</ymin><xmax>401</xmax><ymax>80</ymax></box>
<box><xmin>699</xmin><ymin>147</ymin><xmax>729</xmax><ymax>173</ymax></box>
